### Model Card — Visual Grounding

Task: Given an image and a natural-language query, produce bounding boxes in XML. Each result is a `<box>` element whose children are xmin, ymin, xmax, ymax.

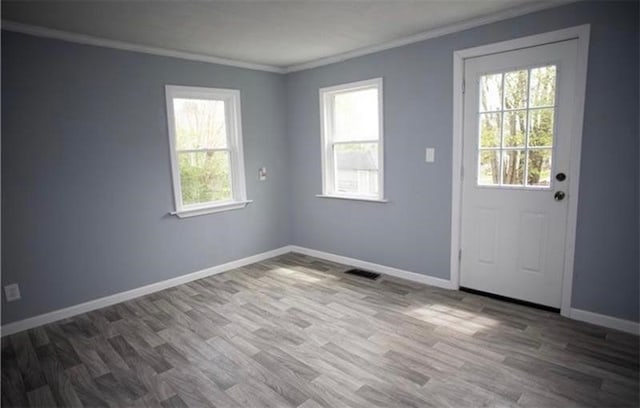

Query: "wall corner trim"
<box><xmin>569</xmin><ymin>308</ymin><xmax>640</xmax><ymax>335</ymax></box>
<box><xmin>288</xmin><ymin>245</ymin><xmax>456</xmax><ymax>290</ymax></box>
<box><xmin>0</xmin><ymin>246</ymin><xmax>295</xmax><ymax>337</ymax></box>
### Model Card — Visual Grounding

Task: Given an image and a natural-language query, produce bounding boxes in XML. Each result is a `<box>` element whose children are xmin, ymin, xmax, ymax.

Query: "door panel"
<box><xmin>460</xmin><ymin>40</ymin><xmax>578</xmax><ymax>308</ymax></box>
<box><xmin>518</xmin><ymin>211</ymin><xmax>546</xmax><ymax>273</ymax></box>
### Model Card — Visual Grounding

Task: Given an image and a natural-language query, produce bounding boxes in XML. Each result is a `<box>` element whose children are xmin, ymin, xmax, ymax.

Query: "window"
<box><xmin>165</xmin><ymin>85</ymin><xmax>249</xmax><ymax>217</ymax></box>
<box><xmin>319</xmin><ymin>78</ymin><xmax>384</xmax><ymax>201</ymax></box>
<box><xmin>477</xmin><ymin>65</ymin><xmax>557</xmax><ymax>188</ymax></box>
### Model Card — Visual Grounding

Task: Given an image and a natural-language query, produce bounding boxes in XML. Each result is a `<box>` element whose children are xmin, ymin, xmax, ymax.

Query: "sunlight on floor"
<box><xmin>408</xmin><ymin>304</ymin><xmax>500</xmax><ymax>333</ymax></box>
<box><xmin>271</xmin><ymin>267</ymin><xmax>324</xmax><ymax>283</ymax></box>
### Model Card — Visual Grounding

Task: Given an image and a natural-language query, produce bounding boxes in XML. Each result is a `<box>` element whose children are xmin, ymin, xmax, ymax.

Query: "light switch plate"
<box><xmin>4</xmin><ymin>283</ymin><xmax>21</xmax><ymax>302</ymax></box>
<box><xmin>258</xmin><ymin>167</ymin><xmax>267</xmax><ymax>181</ymax></box>
<box><xmin>425</xmin><ymin>148</ymin><xmax>435</xmax><ymax>163</ymax></box>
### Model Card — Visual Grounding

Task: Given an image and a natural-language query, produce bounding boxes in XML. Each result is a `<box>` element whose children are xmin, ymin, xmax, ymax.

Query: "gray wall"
<box><xmin>3</xmin><ymin>1</ymin><xmax>638</xmax><ymax>325</ymax></box>
<box><xmin>2</xmin><ymin>32</ymin><xmax>290</xmax><ymax>324</ymax></box>
<box><xmin>286</xmin><ymin>1</ymin><xmax>639</xmax><ymax>321</ymax></box>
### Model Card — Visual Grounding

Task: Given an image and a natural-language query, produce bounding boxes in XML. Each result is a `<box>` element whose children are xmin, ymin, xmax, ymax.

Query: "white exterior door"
<box><xmin>459</xmin><ymin>40</ymin><xmax>579</xmax><ymax>308</ymax></box>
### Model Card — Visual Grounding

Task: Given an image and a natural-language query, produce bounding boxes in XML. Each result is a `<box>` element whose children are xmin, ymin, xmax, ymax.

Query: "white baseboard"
<box><xmin>1</xmin><ymin>246</ymin><xmax>292</xmax><ymax>336</ymax></box>
<box><xmin>288</xmin><ymin>245</ymin><xmax>456</xmax><ymax>290</ymax></box>
<box><xmin>4</xmin><ymin>243</ymin><xmax>636</xmax><ymax>337</ymax></box>
<box><xmin>569</xmin><ymin>308</ymin><xmax>639</xmax><ymax>335</ymax></box>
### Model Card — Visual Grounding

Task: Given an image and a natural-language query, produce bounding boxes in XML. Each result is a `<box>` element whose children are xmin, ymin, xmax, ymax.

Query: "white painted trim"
<box><xmin>3</xmin><ymin>2</ymin><xmax>575</xmax><ymax>75</ymax></box>
<box><xmin>450</xmin><ymin>54</ymin><xmax>464</xmax><ymax>296</ymax></box>
<box><xmin>569</xmin><ymin>308</ymin><xmax>640</xmax><ymax>335</ymax></box>
<box><xmin>560</xmin><ymin>27</ymin><xmax>590</xmax><ymax>318</ymax></box>
<box><xmin>169</xmin><ymin>200</ymin><xmax>253</xmax><ymax>218</ymax></box>
<box><xmin>319</xmin><ymin>77</ymin><xmax>385</xmax><ymax>201</ymax></box>
<box><xmin>0</xmin><ymin>246</ymin><xmax>292</xmax><ymax>336</ymax></box>
<box><xmin>450</xmin><ymin>25</ymin><xmax>591</xmax><ymax>318</ymax></box>
<box><xmin>315</xmin><ymin>194</ymin><xmax>388</xmax><ymax>203</ymax></box>
<box><xmin>3</xmin><ymin>244</ymin><xmax>635</xmax><ymax>336</ymax></box>
<box><xmin>289</xmin><ymin>246</ymin><xmax>456</xmax><ymax>290</ymax></box>
<box><xmin>1</xmin><ymin>20</ymin><xmax>285</xmax><ymax>74</ymax></box>
<box><xmin>165</xmin><ymin>85</ymin><xmax>249</xmax><ymax>217</ymax></box>
<box><xmin>284</xmin><ymin>1</ymin><xmax>576</xmax><ymax>73</ymax></box>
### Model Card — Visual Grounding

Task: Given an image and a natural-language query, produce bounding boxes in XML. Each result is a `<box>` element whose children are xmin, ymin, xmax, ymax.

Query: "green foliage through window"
<box><xmin>477</xmin><ymin>65</ymin><xmax>556</xmax><ymax>187</ymax></box>
<box><xmin>172</xmin><ymin>96</ymin><xmax>234</xmax><ymax>205</ymax></box>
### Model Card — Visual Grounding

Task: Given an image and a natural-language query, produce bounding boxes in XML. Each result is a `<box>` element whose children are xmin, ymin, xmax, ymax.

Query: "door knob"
<box><xmin>554</xmin><ymin>191</ymin><xmax>566</xmax><ymax>201</ymax></box>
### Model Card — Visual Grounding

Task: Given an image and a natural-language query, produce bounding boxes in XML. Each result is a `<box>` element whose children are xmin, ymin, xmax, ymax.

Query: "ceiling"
<box><xmin>2</xmin><ymin>1</ymin><xmax>568</xmax><ymax>71</ymax></box>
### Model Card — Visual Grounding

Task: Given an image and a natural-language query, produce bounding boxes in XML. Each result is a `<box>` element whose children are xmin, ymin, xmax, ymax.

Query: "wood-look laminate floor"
<box><xmin>2</xmin><ymin>253</ymin><xmax>639</xmax><ymax>407</ymax></box>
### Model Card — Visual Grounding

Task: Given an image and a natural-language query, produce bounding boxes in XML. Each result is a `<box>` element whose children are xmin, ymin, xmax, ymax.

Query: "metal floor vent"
<box><xmin>344</xmin><ymin>269</ymin><xmax>381</xmax><ymax>280</ymax></box>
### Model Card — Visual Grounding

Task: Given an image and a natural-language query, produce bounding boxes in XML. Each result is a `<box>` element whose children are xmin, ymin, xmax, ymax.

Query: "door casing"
<box><xmin>450</xmin><ymin>25</ymin><xmax>591</xmax><ymax>317</ymax></box>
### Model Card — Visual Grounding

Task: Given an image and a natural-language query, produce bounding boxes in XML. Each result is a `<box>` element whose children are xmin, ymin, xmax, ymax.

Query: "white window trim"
<box><xmin>319</xmin><ymin>77</ymin><xmax>385</xmax><ymax>202</ymax></box>
<box><xmin>165</xmin><ymin>85</ymin><xmax>251</xmax><ymax>218</ymax></box>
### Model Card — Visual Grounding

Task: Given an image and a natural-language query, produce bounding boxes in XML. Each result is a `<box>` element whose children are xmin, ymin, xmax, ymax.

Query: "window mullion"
<box><xmin>499</xmin><ymin>73</ymin><xmax>506</xmax><ymax>185</ymax></box>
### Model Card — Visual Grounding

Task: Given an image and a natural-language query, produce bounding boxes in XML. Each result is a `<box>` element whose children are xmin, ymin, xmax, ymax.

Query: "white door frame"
<box><xmin>450</xmin><ymin>25</ymin><xmax>590</xmax><ymax>317</ymax></box>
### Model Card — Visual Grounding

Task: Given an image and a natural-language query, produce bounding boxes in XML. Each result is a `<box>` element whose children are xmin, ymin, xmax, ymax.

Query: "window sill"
<box><xmin>170</xmin><ymin>200</ymin><xmax>253</xmax><ymax>218</ymax></box>
<box><xmin>315</xmin><ymin>194</ymin><xmax>388</xmax><ymax>203</ymax></box>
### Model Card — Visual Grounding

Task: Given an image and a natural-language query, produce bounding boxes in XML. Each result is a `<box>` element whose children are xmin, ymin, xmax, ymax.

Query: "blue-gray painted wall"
<box><xmin>2</xmin><ymin>32</ymin><xmax>290</xmax><ymax>323</ymax></box>
<box><xmin>2</xmin><ymin>1</ymin><xmax>638</xmax><ymax>325</ymax></box>
<box><xmin>286</xmin><ymin>1</ymin><xmax>639</xmax><ymax>321</ymax></box>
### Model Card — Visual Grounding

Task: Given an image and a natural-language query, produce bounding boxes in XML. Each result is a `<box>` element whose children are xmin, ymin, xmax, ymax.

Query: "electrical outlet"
<box><xmin>4</xmin><ymin>284</ymin><xmax>21</xmax><ymax>302</ymax></box>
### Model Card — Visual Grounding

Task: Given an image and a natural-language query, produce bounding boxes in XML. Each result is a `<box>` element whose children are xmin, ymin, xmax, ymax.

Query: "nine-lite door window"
<box><xmin>165</xmin><ymin>85</ymin><xmax>248</xmax><ymax>217</ymax></box>
<box><xmin>320</xmin><ymin>78</ymin><xmax>384</xmax><ymax>200</ymax></box>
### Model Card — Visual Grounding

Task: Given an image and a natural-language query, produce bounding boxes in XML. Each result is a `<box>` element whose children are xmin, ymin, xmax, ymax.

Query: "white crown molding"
<box><xmin>1</xmin><ymin>20</ymin><xmax>286</xmax><ymax>74</ymax></box>
<box><xmin>283</xmin><ymin>0</ymin><xmax>576</xmax><ymax>73</ymax></box>
<box><xmin>4</xmin><ymin>1</ymin><xmax>574</xmax><ymax>75</ymax></box>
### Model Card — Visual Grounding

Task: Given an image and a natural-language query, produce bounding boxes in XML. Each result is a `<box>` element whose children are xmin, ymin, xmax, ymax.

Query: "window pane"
<box><xmin>334</xmin><ymin>143</ymin><xmax>379</xmax><ymax>196</ymax></box>
<box><xmin>529</xmin><ymin>108</ymin><xmax>554</xmax><ymax>147</ymax></box>
<box><xmin>502</xmin><ymin>150</ymin><xmax>525</xmax><ymax>185</ymax></box>
<box><xmin>530</xmin><ymin>65</ymin><xmax>556</xmax><ymax>107</ymax></box>
<box><xmin>479</xmin><ymin>113</ymin><xmax>501</xmax><ymax>148</ymax></box>
<box><xmin>478</xmin><ymin>150</ymin><xmax>501</xmax><ymax>185</ymax></box>
<box><xmin>527</xmin><ymin>149</ymin><xmax>552</xmax><ymax>186</ymax></box>
<box><xmin>504</xmin><ymin>70</ymin><xmax>528</xmax><ymax>110</ymax></box>
<box><xmin>503</xmin><ymin>110</ymin><xmax>526</xmax><ymax>147</ymax></box>
<box><xmin>178</xmin><ymin>151</ymin><xmax>232</xmax><ymax>205</ymax></box>
<box><xmin>173</xmin><ymin>98</ymin><xmax>227</xmax><ymax>150</ymax></box>
<box><xmin>333</xmin><ymin>88</ymin><xmax>378</xmax><ymax>141</ymax></box>
<box><xmin>479</xmin><ymin>73</ymin><xmax>502</xmax><ymax>112</ymax></box>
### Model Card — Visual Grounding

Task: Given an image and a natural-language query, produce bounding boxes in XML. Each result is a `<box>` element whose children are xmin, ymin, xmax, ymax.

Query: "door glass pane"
<box><xmin>479</xmin><ymin>73</ymin><xmax>502</xmax><ymax>112</ymax></box>
<box><xmin>173</xmin><ymin>99</ymin><xmax>227</xmax><ymax>150</ymax></box>
<box><xmin>479</xmin><ymin>113</ymin><xmax>501</xmax><ymax>148</ymax></box>
<box><xmin>478</xmin><ymin>150</ymin><xmax>501</xmax><ymax>185</ymax></box>
<box><xmin>502</xmin><ymin>150</ymin><xmax>525</xmax><ymax>186</ymax></box>
<box><xmin>529</xmin><ymin>108</ymin><xmax>554</xmax><ymax>147</ymax></box>
<box><xmin>178</xmin><ymin>151</ymin><xmax>232</xmax><ymax>205</ymax></box>
<box><xmin>333</xmin><ymin>88</ymin><xmax>379</xmax><ymax>142</ymax></box>
<box><xmin>333</xmin><ymin>143</ymin><xmax>379</xmax><ymax>196</ymax></box>
<box><xmin>504</xmin><ymin>70</ymin><xmax>528</xmax><ymax>110</ymax></box>
<box><xmin>503</xmin><ymin>110</ymin><xmax>526</xmax><ymax>147</ymax></box>
<box><xmin>527</xmin><ymin>149</ymin><xmax>552</xmax><ymax>186</ymax></box>
<box><xmin>530</xmin><ymin>65</ymin><xmax>556</xmax><ymax>107</ymax></box>
<box><xmin>476</xmin><ymin>65</ymin><xmax>556</xmax><ymax>189</ymax></box>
